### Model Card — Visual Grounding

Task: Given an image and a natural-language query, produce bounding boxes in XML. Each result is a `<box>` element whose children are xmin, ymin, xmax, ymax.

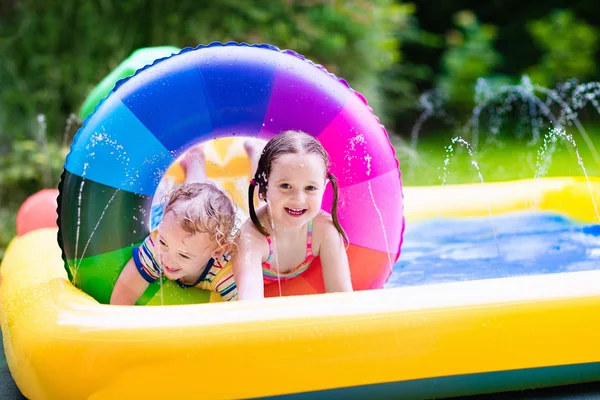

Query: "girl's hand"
<box><xmin>110</xmin><ymin>258</ymin><xmax>151</xmax><ymax>305</ymax></box>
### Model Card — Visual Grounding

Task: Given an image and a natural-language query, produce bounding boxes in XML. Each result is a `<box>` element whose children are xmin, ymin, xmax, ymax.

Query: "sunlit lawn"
<box><xmin>392</xmin><ymin>124</ymin><xmax>600</xmax><ymax>187</ymax></box>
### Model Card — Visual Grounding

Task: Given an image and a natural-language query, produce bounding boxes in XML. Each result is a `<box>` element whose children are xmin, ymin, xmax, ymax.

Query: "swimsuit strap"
<box><xmin>263</xmin><ymin>235</ymin><xmax>274</xmax><ymax>269</ymax></box>
<box><xmin>262</xmin><ymin>220</ymin><xmax>314</xmax><ymax>272</ymax></box>
<box><xmin>306</xmin><ymin>219</ymin><xmax>313</xmax><ymax>258</ymax></box>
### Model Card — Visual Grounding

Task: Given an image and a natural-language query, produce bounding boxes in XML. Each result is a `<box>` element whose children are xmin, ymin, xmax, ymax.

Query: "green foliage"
<box><xmin>0</xmin><ymin>0</ymin><xmax>407</xmax><ymax>141</ymax></box>
<box><xmin>526</xmin><ymin>9</ymin><xmax>599</xmax><ymax>87</ymax></box>
<box><xmin>380</xmin><ymin>4</ymin><xmax>443</xmax><ymax>122</ymax></box>
<box><xmin>0</xmin><ymin>206</ymin><xmax>17</xmax><ymax>261</ymax></box>
<box><xmin>0</xmin><ymin>135</ymin><xmax>67</xmax><ymax>261</ymax></box>
<box><xmin>0</xmin><ymin>0</ymin><xmax>412</xmax><ymax>260</ymax></box>
<box><xmin>0</xmin><ymin>139</ymin><xmax>67</xmax><ymax>205</ymax></box>
<box><xmin>436</xmin><ymin>11</ymin><xmax>503</xmax><ymax>111</ymax></box>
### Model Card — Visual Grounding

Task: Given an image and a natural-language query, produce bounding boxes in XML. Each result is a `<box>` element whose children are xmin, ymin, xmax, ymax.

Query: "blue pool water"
<box><xmin>386</xmin><ymin>212</ymin><xmax>600</xmax><ymax>288</ymax></box>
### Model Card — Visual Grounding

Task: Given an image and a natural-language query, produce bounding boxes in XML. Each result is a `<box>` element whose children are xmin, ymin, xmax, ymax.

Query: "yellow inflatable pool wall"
<box><xmin>2</xmin><ymin>177</ymin><xmax>600</xmax><ymax>399</ymax></box>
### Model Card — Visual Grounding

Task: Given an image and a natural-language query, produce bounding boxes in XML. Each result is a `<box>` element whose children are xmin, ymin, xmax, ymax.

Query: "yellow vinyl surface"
<box><xmin>2</xmin><ymin>177</ymin><xmax>600</xmax><ymax>399</ymax></box>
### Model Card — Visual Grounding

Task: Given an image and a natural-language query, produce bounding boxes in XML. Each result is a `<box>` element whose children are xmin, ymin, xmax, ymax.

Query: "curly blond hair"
<box><xmin>163</xmin><ymin>182</ymin><xmax>240</xmax><ymax>255</ymax></box>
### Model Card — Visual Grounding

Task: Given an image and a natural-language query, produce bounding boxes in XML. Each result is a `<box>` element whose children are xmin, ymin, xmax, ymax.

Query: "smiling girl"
<box><xmin>232</xmin><ymin>130</ymin><xmax>353</xmax><ymax>299</ymax></box>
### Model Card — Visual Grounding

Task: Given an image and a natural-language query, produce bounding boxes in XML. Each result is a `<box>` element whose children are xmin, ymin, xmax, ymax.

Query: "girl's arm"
<box><xmin>231</xmin><ymin>228</ymin><xmax>266</xmax><ymax>300</ymax></box>
<box><xmin>110</xmin><ymin>258</ymin><xmax>151</xmax><ymax>305</ymax></box>
<box><xmin>316</xmin><ymin>220</ymin><xmax>353</xmax><ymax>293</ymax></box>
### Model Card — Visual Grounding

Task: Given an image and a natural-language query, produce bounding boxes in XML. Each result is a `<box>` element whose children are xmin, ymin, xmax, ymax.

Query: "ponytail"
<box><xmin>328</xmin><ymin>172</ymin><xmax>349</xmax><ymax>248</ymax></box>
<box><xmin>248</xmin><ymin>179</ymin><xmax>269</xmax><ymax>236</ymax></box>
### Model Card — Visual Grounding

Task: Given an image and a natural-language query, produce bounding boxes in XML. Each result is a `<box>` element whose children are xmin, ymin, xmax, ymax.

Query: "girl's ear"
<box><xmin>259</xmin><ymin>189</ymin><xmax>267</xmax><ymax>202</ymax></box>
<box><xmin>211</xmin><ymin>243</ymin><xmax>230</xmax><ymax>259</ymax></box>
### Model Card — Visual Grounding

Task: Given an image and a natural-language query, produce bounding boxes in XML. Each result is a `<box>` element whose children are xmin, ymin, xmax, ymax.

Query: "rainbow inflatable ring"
<box><xmin>57</xmin><ymin>42</ymin><xmax>405</xmax><ymax>305</ymax></box>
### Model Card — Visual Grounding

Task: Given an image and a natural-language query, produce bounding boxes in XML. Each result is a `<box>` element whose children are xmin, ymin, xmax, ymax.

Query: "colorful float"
<box><xmin>57</xmin><ymin>43</ymin><xmax>403</xmax><ymax>305</ymax></box>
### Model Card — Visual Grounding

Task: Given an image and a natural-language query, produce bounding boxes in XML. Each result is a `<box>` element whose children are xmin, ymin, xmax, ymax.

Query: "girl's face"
<box><xmin>265</xmin><ymin>152</ymin><xmax>327</xmax><ymax>230</ymax></box>
<box><xmin>156</xmin><ymin>210</ymin><xmax>219</xmax><ymax>281</ymax></box>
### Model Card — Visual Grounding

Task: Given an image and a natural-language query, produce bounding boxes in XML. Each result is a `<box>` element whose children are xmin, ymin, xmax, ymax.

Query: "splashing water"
<box><xmin>410</xmin><ymin>89</ymin><xmax>450</xmax><ymax>150</ymax></box>
<box><xmin>62</xmin><ymin>113</ymin><xmax>78</xmax><ymax>148</ymax></box>
<box><xmin>345</xmin><ymin>134</ymin><xmax>393</xmax><ymax>266</ymax></box>
<box><xmin>545</xmin><ymin>128</ymin><xmax>600</xmax><ymax>222</ymax></box>
<box><xmin>443</xmin><ymin>137</ymin><xmax>501</xmax><ymax>257</ymax></box>
<box><xmin>534</xmin><ymin>129</ymin><xmax>559</xmax><ymax>179</ymax></box>
<box><xmin>344</xmin><ymin>133</ymin><xmax>367</xmax><ymax>177</ymax></box>
<box><xmin>440</xmin><ymin>144</ymin><xmax>454</xmax><ymax>186</ymax></box>
<box><xmin>410</xmin><ymin>91</ymin><xmax>441</xmax><ymax>150</ymax></box>
<box><xmin>408</xmin><ymin>90</ymin><xmax>449</xmax><ymax>178</ymax></box>
<box><xmin>73</xmin><ymin>188</ymin><xmax>121</xmax><ymax>281</ymax></box>
<box><xmin>570</xmin><ymin>81</ymin><xmax>600</xmax><ymax>115</ymax></box>
<box><xmin>533</xmin><ymin>83</ymin><xmax>600</xmax><ymax>164</ymax></box>
<box><xmin>71</xmin><ymin>130</ymin><xmax>150</xmax><ymax>288</ymax></box>
<box><xmin>265</xmin><ymin>201</ymin><xmax>283</xmax><ymax>296</ymax></box>
<box><xmin>367</xmin><ymin>181</ymin><xmax>393</xmax><ymax>269</ymax></box>
<box><xmin>36</xmin><ymin>114</ymin><xmax>51</xmax><ymax>187</ymax></box>
<box><xmin>410</xmin><ymin>75</ymin><xmax>600</xmax><ymax>167</ymax></box>
<box><xmin>462</xmin><ymin>76</ymin><xmax>565</xmax><ymax>150</ymax></box>
<box><xmin>73</xmin><ymin>162</ymin><xmax>89</xmax><ymax>275</ymax></box>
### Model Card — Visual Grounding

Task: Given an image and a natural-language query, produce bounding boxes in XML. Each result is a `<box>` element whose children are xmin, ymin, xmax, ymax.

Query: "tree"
<box><xmin>436</xmin><ymin>10</ymin><xmax>503</xmax><ymax>112</ymax></box>
<box><xmin>0</xmin><ymin>0</ymin><xmax>409</xmax><ymax>141</ymax></box>
<box><xmin>526</xmin><ymin>9</ymin><xmax>599</xmax><ymax>87</ymax></box>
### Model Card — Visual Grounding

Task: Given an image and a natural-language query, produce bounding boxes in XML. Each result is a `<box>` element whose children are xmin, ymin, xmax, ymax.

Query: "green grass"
<box><xmin>392</xmin><ymin>125</ymin><xmax>600</xmax><ymax>187</ymax></box>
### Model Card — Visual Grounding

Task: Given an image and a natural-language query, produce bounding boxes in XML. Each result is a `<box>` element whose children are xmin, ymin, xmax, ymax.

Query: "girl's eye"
<box><xmin>179</xmin><ymin>253</ymin><xmax>190</xmax><ymax>260</ymax></box>
<box><xmin>280</xmin><ymin>183</ymin><xmax>291</xmax><ymax>189</ymax></box>
<box><xmin>159</xmin><ymin>240</ymin><xmax>168</xmax><ymax>247</ymax></box>
<box><xmin>305</xmin><ymin>185</ymin><xmax>317</xmax><ymax>191</ymax></box>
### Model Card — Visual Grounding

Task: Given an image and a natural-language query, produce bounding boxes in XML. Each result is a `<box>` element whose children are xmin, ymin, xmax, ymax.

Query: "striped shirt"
<box><xmin>132</xmin><ymin>230</ymin><xmax>237</xmax><ymax>301</ymax></box>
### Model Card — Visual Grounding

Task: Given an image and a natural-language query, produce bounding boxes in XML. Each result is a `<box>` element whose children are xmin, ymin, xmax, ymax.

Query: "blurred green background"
<box><xmin>2</xmin><ymin>0</ymin><xmax>600</xmax><ymax>259</ymax></box>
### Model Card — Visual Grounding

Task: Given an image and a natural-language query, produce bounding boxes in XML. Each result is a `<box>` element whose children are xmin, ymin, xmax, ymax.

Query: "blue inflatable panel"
<box><xmin>119</xmin><ymin>51</ymin><xmax>213</xmax><ymax>156</ymax></box>
<box><xmin>65</xmin><ymin>98</ymin><xmax>174</xmax><ymax>195</ymax></box>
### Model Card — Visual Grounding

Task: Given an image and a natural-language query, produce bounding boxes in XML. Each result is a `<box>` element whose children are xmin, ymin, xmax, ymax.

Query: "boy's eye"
<box><xmin>179</xmin><ymin>253</ymin><xmax>190</xmax><ymax>260</ymax></box>
<box><xmin>280</xmin><ymin>183</ymin><xmax>291</xmax><ymax>189</ymax></box>
<box><xmin>159</xmin><ymin>239</ymin><xmax>168</xmax><ymax>247</ymax></box>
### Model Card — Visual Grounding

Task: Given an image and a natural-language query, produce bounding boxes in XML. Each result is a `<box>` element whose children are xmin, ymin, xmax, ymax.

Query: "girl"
<box><xmin>232</xmin><ymin>130</ymin><xmax>353</xmax><ymax>300</ymax></box>
<box><xmin>110</xmin><ymin>182</ymin><xmax>240</xmax><ymax>305</ymax></box>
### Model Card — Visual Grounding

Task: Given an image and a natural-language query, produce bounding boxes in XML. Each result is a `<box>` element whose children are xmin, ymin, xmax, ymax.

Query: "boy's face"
<box><xmin>155</xmin><ymin>210</ymin><xmax>220</xmax><ymax>281</ymax></box>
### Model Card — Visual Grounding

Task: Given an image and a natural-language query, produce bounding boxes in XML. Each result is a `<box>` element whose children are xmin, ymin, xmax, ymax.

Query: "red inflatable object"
<box><xmin>16</xmin><ymin>189</ymin><xmax>59</xmax><ymax>236</ymax></box>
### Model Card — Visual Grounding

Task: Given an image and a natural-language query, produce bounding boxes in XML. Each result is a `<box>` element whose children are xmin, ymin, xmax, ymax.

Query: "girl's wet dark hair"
<box><xmin>248</xmin><ymin>130</ymin><xmax>348</xmax><ymax>245</ymax></box>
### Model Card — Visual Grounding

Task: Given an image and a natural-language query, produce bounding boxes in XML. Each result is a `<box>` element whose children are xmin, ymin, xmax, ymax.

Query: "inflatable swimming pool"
<box><xmin>2</xmin><ymin>177</ymin><xmax>600</xmax><ymax>399</ymax></box>
<box><xmin>3</xmin><ymin>43</ymin><xmax>600</xmax><ymax>399</ymax></box>
<box><xmin>58</xmin><ymin>42</ymin><xmax>404</xmax><ymax>305</ymax></box>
